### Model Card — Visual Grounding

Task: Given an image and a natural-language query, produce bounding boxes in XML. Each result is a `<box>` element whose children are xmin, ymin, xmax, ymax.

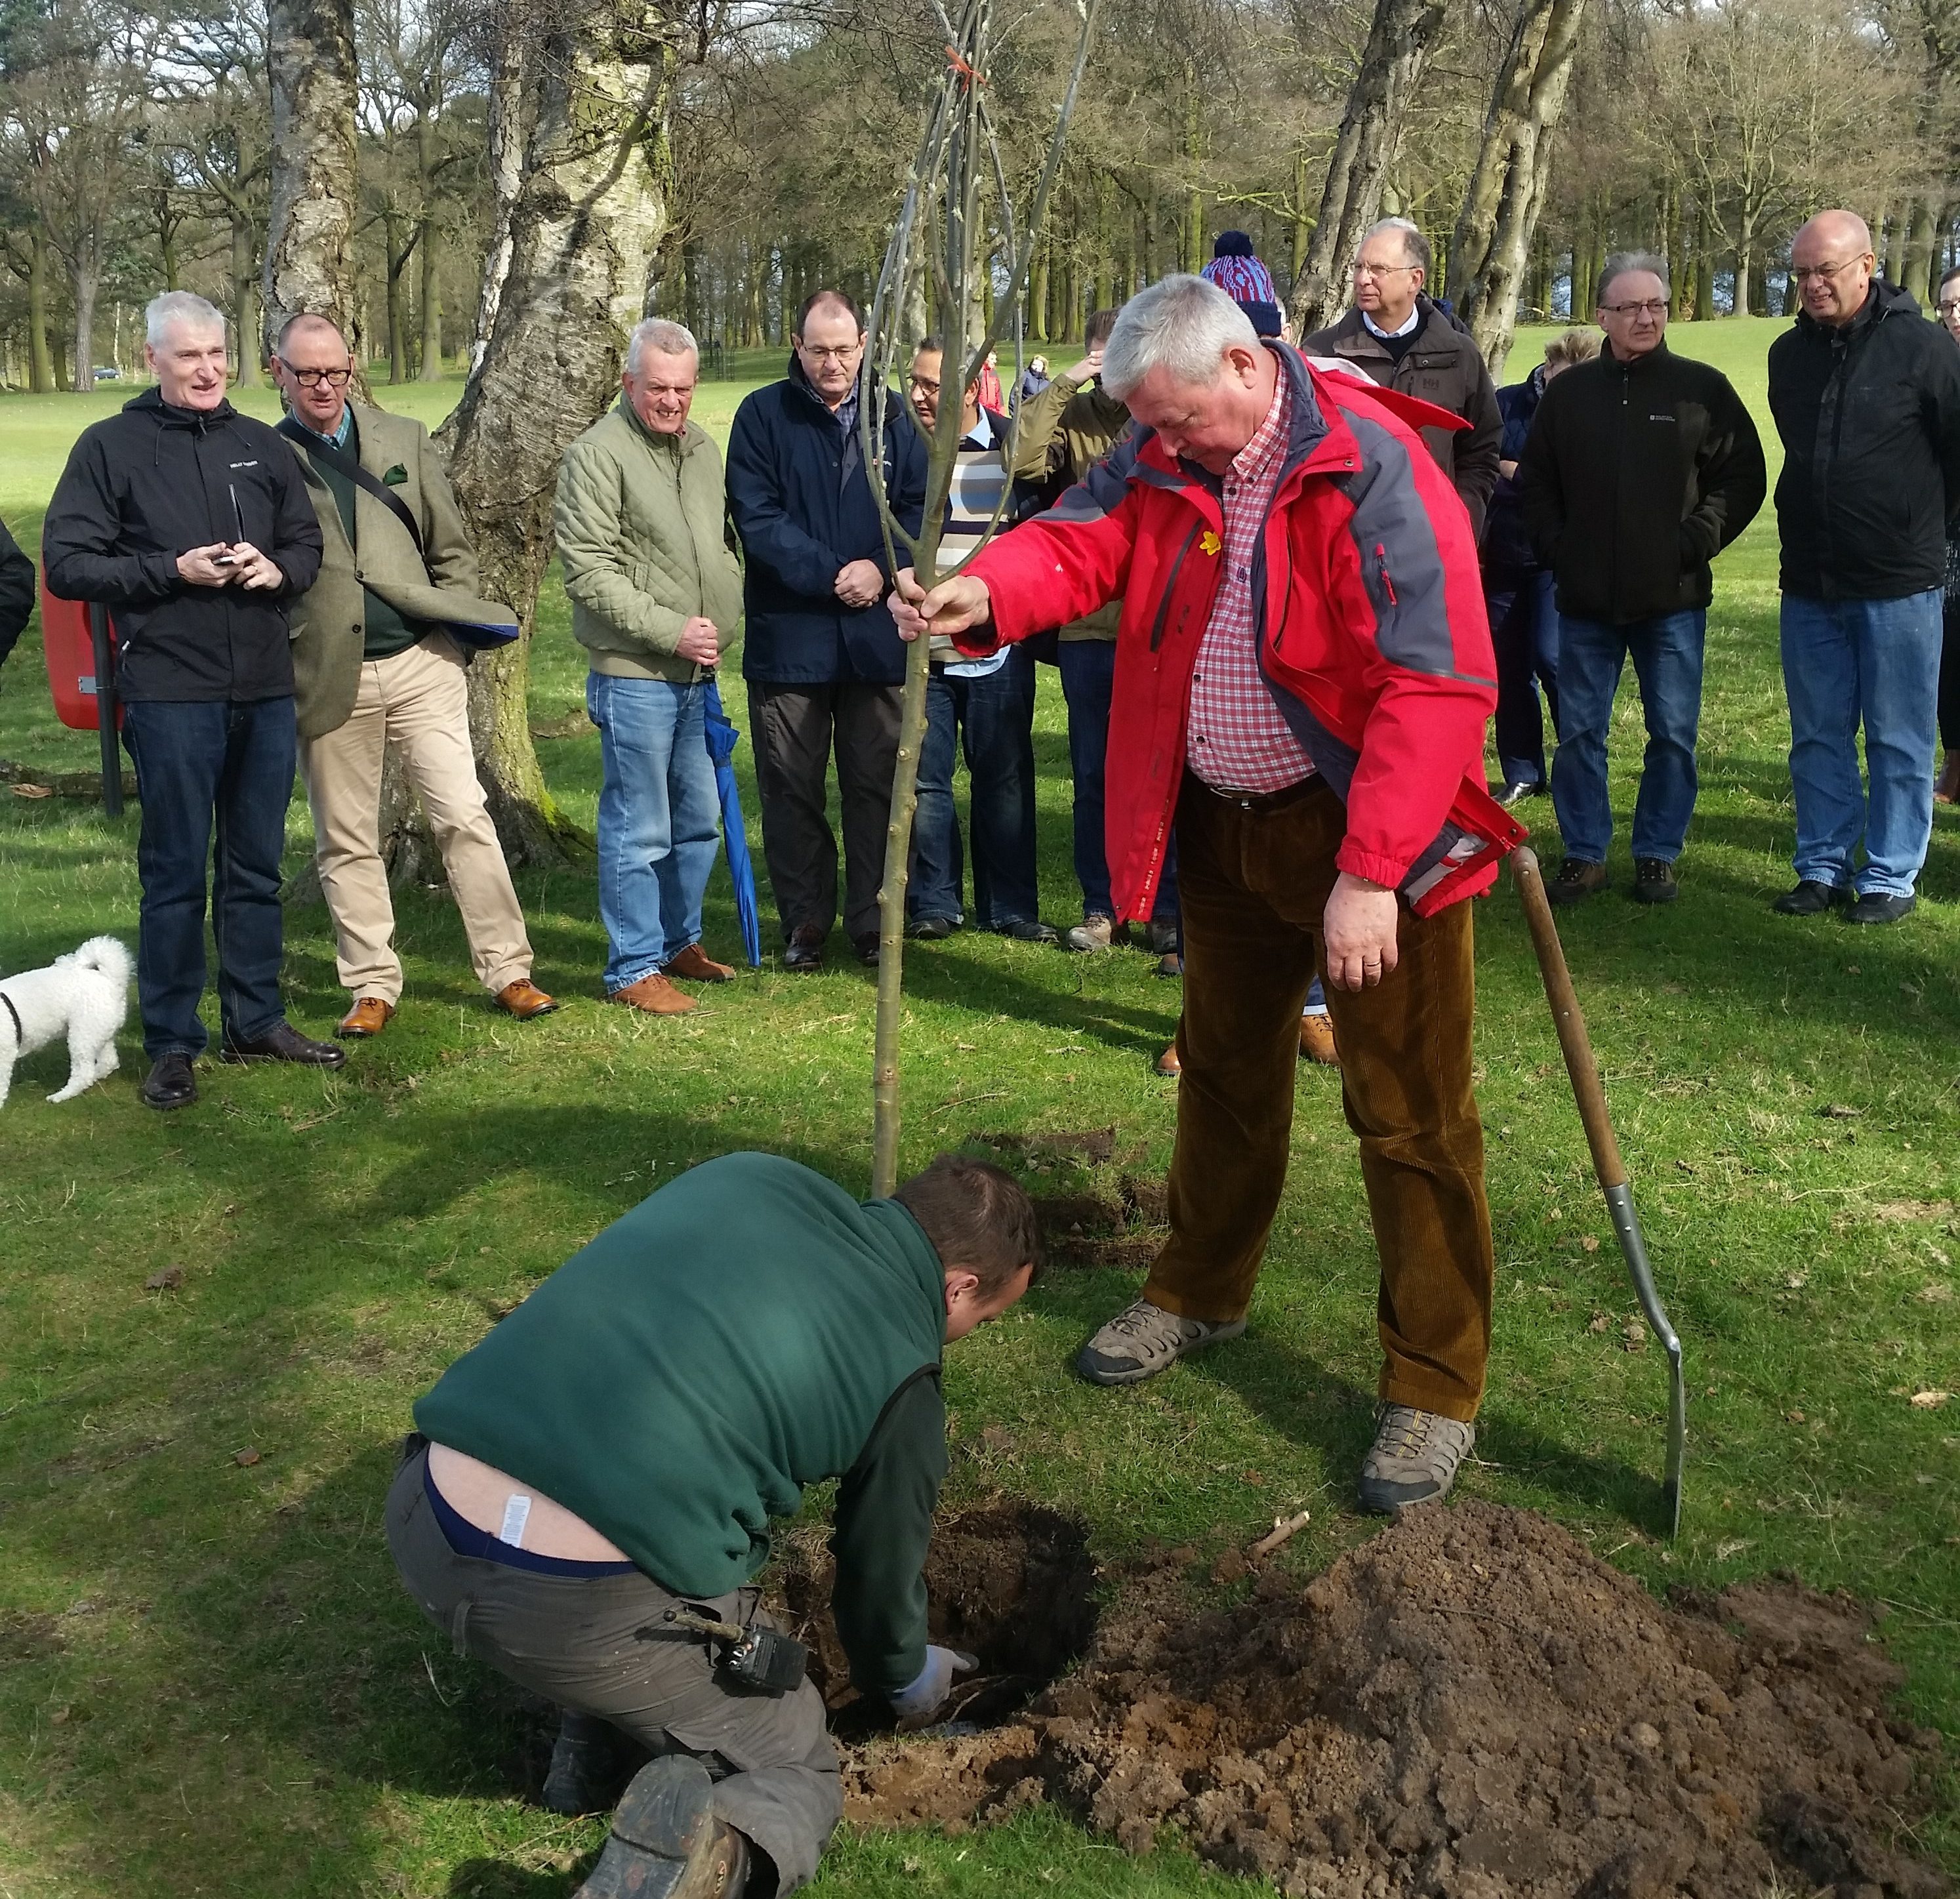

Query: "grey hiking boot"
<box><xmin>1358</xmin><ymin>1404</ymin><xmax>1475</xmax><ymax>1515</ymax></box>
<box><xmin>1075</xmin><ymin>1297</ymin><xmax>1245</xmax><ymax>1386</ymax></box>
<box><xmin>576</xmin><ymin>1755</ymin><xmax>750</xmax><ymax>1898</ymax></box>
<box><xmin>1064</xmin><ymin>915</ymin><xmax>1117</xmax><ymax>953</ymax></box>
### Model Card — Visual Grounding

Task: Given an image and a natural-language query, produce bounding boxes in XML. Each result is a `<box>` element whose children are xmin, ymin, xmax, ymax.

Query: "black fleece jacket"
<box><xmin>1519</xmin><ymin>340</ymin><xmax>1765</xmax><ymax>626</ymax></box>
<box><xmin>1766</xmin><ymin>279</ymin><xmax>1960</xmax><ymax>601</ymax></box>
<box><xmin>0</xmin><ymin>515</ymin><xmax>32</xmax><ymax>668</ymax></box>
<box><xmin>41</xmin><ymin>388</ymin><xmax>322</xmax><ymax>703</ymax></box>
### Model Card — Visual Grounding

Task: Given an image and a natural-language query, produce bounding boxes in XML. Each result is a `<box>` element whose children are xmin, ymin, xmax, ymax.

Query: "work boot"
<box><xmin>610</xmin><ymin>973</ymin><xmax>697</xmax><ymax>1015</ymax></box>
<box><xmin>1631</xmin><ymin>858</ymin><xmax>1678</xmax><ymax>905</ymax></box>
<box><xmin>1299</xmin><ymin>1011</ymin><xmax>1338</xmax><ymax>1066</ymax></box>
<box><xmin>1076</xmin><ymin>1297</ymin><xmax>1244</xmax><ymax>1386</ymax></box>
<box><xmin>1545</xmin><ymin>858</ymin><xmax>1608</xmax><ymax>906</ymax></box>
<box><xmin>1143</xmin><ymin>918</ymin><xmax>1179</xmax><ymax>958</ymax></box>
<box><xmin>1358</xmin><ymin>1404</ymin><xmax>1475</xmax><ymax>1515</ymax></box>
<box><xmin>664</xmin><ymin>944</ymin><xmax>735</xmax><ymax>983</ymax></box>
<box><xmin>1772</xmin><ymin>879</ymin><xmax>1850</xmax><ymax>916</ymax></box>
<box><xmin>1064</xmin><ymin>915</ymin><xmax>1116</xmax><ymax>952</ymax></box>
<box><xmin>140</xmin><ymin>1051</ymin><xmax>197</xmax><ymax>1111</ymax></box>
<box><xmin>541</xmin><ymin>1709</ymin><xmax>635</xmax><ymax>1818</ymax></box>
<box><xmin>576</xmin><ymin>1756</ymin><xmax>749</xmax><ymax>1898</ymax></box>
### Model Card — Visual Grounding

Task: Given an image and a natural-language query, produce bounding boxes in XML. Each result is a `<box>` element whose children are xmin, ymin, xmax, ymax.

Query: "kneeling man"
<box><xmin>388</xmin><ymin>1150</ymin><xmax>1038</xmax><ymax>1898</ymax></box>
<box><xmin>274</xmin><ymin>314</ymin><xmax>556</xmax><ymax>1036</ymax></box>
<box><xmin>895</xmin><ymin>275</ymin><xmax>1501</xmax><ymax>1514</ymax></box>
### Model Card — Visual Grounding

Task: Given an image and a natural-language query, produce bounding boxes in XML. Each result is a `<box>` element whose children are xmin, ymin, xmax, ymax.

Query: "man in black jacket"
<box><xmin>725</xmin><ymin>290</ymin><xmax>928</xmax><ymax>970</ymax></box>
<box><xmin>42</xmin><ymin>291</ymin><xmax>339</xmax><ymax>1110</ymax></box>
<box><xmin>1520</xmin><ymin>253</ymin><xmax>1765</xmax><ymax>905</ymax></box>
<box><xmin>0</xmin><ymin>516</ymin><xmax>32</xmax><ymax>669</ymax></box>
<box><xmin>1768</xmin><ymin>210</ymin><xmax>1960</xmax><ymax>926</ymax></box>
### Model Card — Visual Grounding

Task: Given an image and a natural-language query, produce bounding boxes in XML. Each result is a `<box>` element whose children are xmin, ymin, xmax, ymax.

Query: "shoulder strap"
<box><xmin>279</xmin><ymin>416</ymin><xmax>426</xmax><ymax>563</ymax></box>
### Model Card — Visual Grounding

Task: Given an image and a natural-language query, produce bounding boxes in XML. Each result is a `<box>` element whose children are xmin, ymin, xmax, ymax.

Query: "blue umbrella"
<box><xmin>703</xmin><ymin>679</ymin><xmax>762</xmax><ymax>968</ymax></box>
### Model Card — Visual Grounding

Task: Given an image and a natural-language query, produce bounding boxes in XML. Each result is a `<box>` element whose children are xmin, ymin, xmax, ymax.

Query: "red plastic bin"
<box><xmin>40</xmin><ymin>572</ymin><xmax>122</xmax><ymax>732</ymax></box>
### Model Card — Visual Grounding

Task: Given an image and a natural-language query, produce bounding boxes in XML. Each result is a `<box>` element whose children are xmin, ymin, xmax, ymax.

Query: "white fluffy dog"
<box><xmin>0</xmin><ymin>936</ymin><xmax>133</xmax><ymax>1108</ymax></box>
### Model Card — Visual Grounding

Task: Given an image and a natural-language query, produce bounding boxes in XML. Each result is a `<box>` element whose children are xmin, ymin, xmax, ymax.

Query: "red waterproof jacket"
<box><xmin>959</xmin><ymin>342</ymin><xmax>1519</xmax><ymax>920</ymax></box>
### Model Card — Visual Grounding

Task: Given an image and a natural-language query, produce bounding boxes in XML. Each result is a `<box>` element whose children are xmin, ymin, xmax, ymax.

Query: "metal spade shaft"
<box><xmin>1511</xmin><ymin>847</ymin><xmax>1685</xmax><ymax>1536</ymax></box>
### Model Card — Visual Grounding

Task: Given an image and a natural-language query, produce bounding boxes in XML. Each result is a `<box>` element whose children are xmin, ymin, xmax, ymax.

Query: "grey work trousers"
<box><xmin>746</xmin><ymin>680</ymin><xmax>903</xmax><ymax>945</ymax></box>
<box><xmin>384</xmin><ymin>1448</ymin><xmax>840</xmax><ymax>1891</ymax></box>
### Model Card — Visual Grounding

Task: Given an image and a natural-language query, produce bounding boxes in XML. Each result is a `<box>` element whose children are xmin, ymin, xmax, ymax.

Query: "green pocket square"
<box><xmin>382</xmin><ymin>464</ymin><xmax>409</xmax><ymax>485</ymax></box>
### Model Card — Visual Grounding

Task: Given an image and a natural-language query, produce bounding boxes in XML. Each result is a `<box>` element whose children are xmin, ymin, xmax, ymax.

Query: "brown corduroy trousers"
<box><xmin>1141</xmin><ymin>776</ymin><xmax>1496</xmax><ymax>1421</ymax></box>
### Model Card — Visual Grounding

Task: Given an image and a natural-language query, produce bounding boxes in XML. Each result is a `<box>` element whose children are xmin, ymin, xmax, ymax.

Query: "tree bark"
<box><xmin>232</xmin><ymin>215</ymin><xmax>262</xmax><ymax>386</ymax></box>
<box><xmin>468</xmin><ymin>28</ymin><xmax>530</xmax><ymax>373</ymax></box>
<box><xmin>436</xmin><ymin>0</ymin><xmax>678</xmax><ymax>867</ymax></box>
<box><xmin>26</xmin><ymin>226</ymin><xmax>56</xmax><ymax>393</ymax></box>
<box><xmin>69</xmin><ymin>240</ymin><xmax>98</xmax><ymax>392</ymax></box>
<box><xmin>264</xmin><ymin>0</ymin><xmax>365</xmax><ymax>377</ymax></box>
<box><xmin>419</xmin><ymin>115</ymin><xmax>445</xmax><ymax>379</ymax></box>
<box><xmin>1286</xmin><ymin>0</ymin><xmax>1449</xmax><ymax>335</ymax></box>
<box><xmin>1447</xmin><ymin>0</ymin><xmax>1589</xmax><ymax>373</ymax></box>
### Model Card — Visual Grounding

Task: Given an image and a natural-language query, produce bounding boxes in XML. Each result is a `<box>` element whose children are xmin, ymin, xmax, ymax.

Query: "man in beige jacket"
<box><xmin>274</xmin><ymin>314</ymin><xmax>556</xmax><ymax>1038</ymax></box>
<box><xmin>554</xmin><ymin>318</ymin><xmax>745</xmax><ymax>1015</ymax></box>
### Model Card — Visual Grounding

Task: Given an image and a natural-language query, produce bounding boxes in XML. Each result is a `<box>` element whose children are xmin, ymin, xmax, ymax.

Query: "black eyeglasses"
<box><xmin>1600</xmin><ymin>300</ymin><xmax>1668</xmax><ymax>317</ymax></box>
<box><xmin>279</xmin><ymin>361</ymin><xmax>352</xmax><ymax>388</ymax></box>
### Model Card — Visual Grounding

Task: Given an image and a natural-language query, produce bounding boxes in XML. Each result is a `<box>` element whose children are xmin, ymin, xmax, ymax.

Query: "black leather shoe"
<box><xmin>995</xmin><ymin>917</ymin><xmax>1060</xmax><ymax>944</ymax></box>
<box><xmin>853</xmin><ymin>932</ymin><xmax>882</xmax><ymax>967</ymax></box>
<box><xmin>1772</xmin><ymin>879</ymin><xmax>1850</xmax><ymax>916</ymax></box>
<box><xmin>140</xmin><ymin>1052</ymin><xmax>197</xmax><ymax>1111</ymax></box>
<box><xmin>907</xmin><ymin>914</ymin><xmax>958</xmax><ymax>941</ymax></box>
<box><xmin>1846</xmin><ymin>891</ymin><xmax>1915</xmax><ymax>925</ymax></box>
<box><xmin>220</xmin><ymin>1021</ymin><xmax>348</xmax><ymax>1067</ymax></box>
<box><xmin>1489</xmin><ymin>777</ymin><xmax>1541</xmax><ymax>807</ymax></box>
<box><xmin>782</xmin><ymin>924</ymin><xmax>825</xmax><ymax>972</ymax></box>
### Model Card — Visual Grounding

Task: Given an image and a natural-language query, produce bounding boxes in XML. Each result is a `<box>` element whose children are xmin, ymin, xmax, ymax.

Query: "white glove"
<box><xmin>888</xmin><ymin>1644</ymin><xmax>979</xmax><ymax>1730</ymax></box>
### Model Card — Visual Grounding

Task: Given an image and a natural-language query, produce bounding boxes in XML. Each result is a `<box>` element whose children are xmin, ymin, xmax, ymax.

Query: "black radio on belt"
<box><xmin>662</xmin><ymin>1607</ymin><xmax>808</xmax><ymax>1693</ymax></box>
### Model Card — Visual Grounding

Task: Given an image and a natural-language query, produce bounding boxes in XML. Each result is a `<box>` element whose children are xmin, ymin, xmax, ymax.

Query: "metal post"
<box><xmin>89</xmin><ymin>602</ymin><xmax>122</xmax><ymax>817</ymax></box>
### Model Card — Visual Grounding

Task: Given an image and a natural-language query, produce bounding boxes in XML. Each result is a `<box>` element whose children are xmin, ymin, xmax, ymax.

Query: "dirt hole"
<box><xmin>845</xmin><ymin>1500</ymin><xmax>1951</xmax><ymax>1898</ymax></box>
<box><xmin>771</xmin><ymin>1503</ymin><xmax>1098</xmax><ymax>1739</ymax></box>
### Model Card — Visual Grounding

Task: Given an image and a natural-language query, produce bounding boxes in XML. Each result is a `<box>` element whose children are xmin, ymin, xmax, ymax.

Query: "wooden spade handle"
<box><xmin>1510</xmin><ymin>847</ymin><xmax>1627</xmax><ymax>1192</ymax></box>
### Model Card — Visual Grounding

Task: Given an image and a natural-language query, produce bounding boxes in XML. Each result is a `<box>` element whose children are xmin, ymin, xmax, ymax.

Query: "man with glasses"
<box><xmin>43</xmin><ymin>291</ymin><xmax>333</xmax><ymax>1111</ymax></box>
<box><xmin>1519</xmin><ymin>252</ymin><xmax>1764</xmax><ymax>907</ymax></box>
<box><xmin>727</xmin><ymin>291</ymin><xmax>929</xmax><ymax>968</ymax></box>
<box><xmin>1303</xmin><ymin>216</ymin><xmax>1501</xmax><ymax>535</ymax></box>
<box><xmin>273</xmin><ymin>313</ymin><xmax>557</xmax><ymax>1038</ymax></box>
<box><xmin>1767</xmin><ymin>210</ymin><xmax>1960</xmax><ymax>924</ymax></box>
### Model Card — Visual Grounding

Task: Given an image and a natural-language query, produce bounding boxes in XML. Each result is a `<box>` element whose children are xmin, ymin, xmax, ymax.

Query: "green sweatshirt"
<box><xmin>413</xmin><ymin>1153</ymin><xmax>949</xmax><ymax>1696</ymax></box>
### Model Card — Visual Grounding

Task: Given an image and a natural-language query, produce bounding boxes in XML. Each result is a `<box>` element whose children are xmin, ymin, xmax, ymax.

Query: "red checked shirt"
<box><xmin>1185</xmin><ymin>369</ymin><xmax>1317</xmax><ymax>794</ymax></box>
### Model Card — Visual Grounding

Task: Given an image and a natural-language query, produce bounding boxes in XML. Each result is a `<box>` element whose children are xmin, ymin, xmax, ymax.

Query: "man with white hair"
<box><xmin>274</xmin><ymin>312</ymin><xmax>557</xmax><ymax>1036</ymax></box>
<box><xmin>1767</xmin><ymin>209</ymin><xmax>1960</xmax><ymax>925</ymax></box>
<box><xmin>892</xmin><ymin>274</ymin><xmax>1508</xmax><ymax>1515</ymax></box>
<box><xmin>43</xmin><ymin>291</ymin><xmax>335</xmax><ymax>1111</ymax></box>
<box><xmin>556</xmin><ymin>317</ymin><xmax>745</xmax><ymax>1013</ymax></box>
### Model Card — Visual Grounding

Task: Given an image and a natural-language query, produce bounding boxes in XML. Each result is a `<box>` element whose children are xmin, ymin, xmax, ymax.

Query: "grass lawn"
<box><xmin>2</xmin><ymin>317</ymin><xmax>1958</xmax><ymax>1898</ymax></box>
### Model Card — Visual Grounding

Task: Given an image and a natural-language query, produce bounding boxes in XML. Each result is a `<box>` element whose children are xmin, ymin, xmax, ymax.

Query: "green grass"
<box><xmin>3</xmin><ymin>317</ymin><xmax>1959</xmax><ymax>1897</ymax></box>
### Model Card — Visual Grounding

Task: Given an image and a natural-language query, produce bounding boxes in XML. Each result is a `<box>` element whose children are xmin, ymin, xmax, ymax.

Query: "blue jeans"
<box><xmin>1057</xmin><ymin>638</ymin><xmax>1179</xmax><ymax>922</ymax></box>
<box><xmin>1550</xmin><ymin>610</ymin><xmax>1705</xmax><ymax>865</ymax></box>
<box><xmin>1780</xmin><ymin>590</ymin><xmax>1941</xmax><ymax>898</ymax></box>
<box><xmin>586</xmin><ymin>674</ymin><xmax>721</xmax><ymax>991</ymax></box>
<box><xmin>121</xmin><ymin>697</ymin><xmax>295</xmax><ymax>1059</ymax></box>
<box><xmin>1487</xmin><ymin>570</ymin><xmax>1560</xmax><ymax>786</ymax></box>
<box><xmin>909</xmin><ymin>652</ymin><xmax>1040</xmax><ymax>928</ymax></box>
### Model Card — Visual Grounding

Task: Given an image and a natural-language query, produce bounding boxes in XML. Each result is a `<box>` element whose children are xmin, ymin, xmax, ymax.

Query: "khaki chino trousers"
<box><xmin>298</xmin><ymin>634</ymin><xmax>535</xmax><ymax>1005</ymax></box>
<box><xmin>1144</xmin><ymin>776</ymin><xmax>1496</xmax><ymax>1421</ymax></box>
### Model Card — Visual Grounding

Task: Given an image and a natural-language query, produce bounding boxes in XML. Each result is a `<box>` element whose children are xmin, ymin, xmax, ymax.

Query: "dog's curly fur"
<box><xmin>0</xmin><ymin>936</ymin><xmax>133</xmax><ymax>1108</ymax></box>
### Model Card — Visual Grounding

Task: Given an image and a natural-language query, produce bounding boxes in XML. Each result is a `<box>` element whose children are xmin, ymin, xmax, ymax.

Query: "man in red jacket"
<box><xmin>891</xmin><ymin>275</ymin><xmax>1509</xmax><ymax>1512</ymax></box>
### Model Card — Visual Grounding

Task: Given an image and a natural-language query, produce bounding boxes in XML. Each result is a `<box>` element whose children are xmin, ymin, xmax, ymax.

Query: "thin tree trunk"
<box><xmin>1906</xmin><ymin>194</ymin><xmax>1938</xmax><ymax>305</ymax></box>
<box><xmin>70</xmin><ymin>247</ymin><xmax>97</xmax><ymax>394</ymax></box>
<box><xmin>468</xmin><ymin>30</ymin><xmax>528</xmax><ymax>375</ymax></box>
<box><xmin>434</xmin><ymin>0</ymin><xmax>677</xmax><ymax>867</ymax></box>
<box><xmin>232</xmin><ymin>216</ymin><xmax>262</xmax><ymax>386</ymax></box>
<box><xmin>1287</xmin><ymin>0</ymin><xmax>1449</xmax><ymax>335</ymax></box>
<box><xmin>264</xmin><ymin>0</ymin><xmax>365</xmax><ymax>380</ymax></box>
<box><xmin>1447</xmin><ymin>0</ymin><xmax>1588</xmax><ymax>373</ymax></box>
<box><xmin>26</xmin><ymin>227</ymin><xmax>55</xmax><ymax>393</ymax></box>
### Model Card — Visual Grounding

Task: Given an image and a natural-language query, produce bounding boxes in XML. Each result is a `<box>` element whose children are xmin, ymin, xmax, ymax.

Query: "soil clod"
<box><xmin>845</xmin><ymin>1501</ymin><xmax>1948</xmax><ymax>1898</ymax></box>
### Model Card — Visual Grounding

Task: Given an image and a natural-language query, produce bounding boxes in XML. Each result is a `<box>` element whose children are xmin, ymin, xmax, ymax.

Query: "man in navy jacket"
<box><xmin>727</xmin><ymin>290</ymin><xmax>928</xmax><ymax>968</ymax></box>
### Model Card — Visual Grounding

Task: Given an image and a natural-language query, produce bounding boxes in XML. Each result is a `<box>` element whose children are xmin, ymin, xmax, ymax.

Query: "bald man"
<box><xmin>272</xmin><ymin>314</ymin><xmax>558</xmax><ymax>1032</ymax></box>
<box><xmin>1767</xmin><ymin>211</ymin><xmax>1960</xmax><ymax>926</ymax></box>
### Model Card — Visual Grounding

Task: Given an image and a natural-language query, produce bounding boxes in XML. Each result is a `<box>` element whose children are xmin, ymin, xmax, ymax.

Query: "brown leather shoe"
<box><xmin>664</xmin><ymin>943</ymin><xmax>735</xmax><ymax>983</ymax></box>
<box><xmin>1299</xmin><ymin>1011</ymin><xmax>1339</xmax><ymax>1066</ymax></box>
<box><xmin>1938</xmin><ymin>751</ymin><xmax>1960</xmax><ymax>806</ymax></box>
<box><xmin>1154</xmin><ymin>1040</ymin><xmax>1181</xmax><ymax>1076</ymax></box>
<box><xmin>337</xmin><ymin>998</ymin><xmax>394</xmax><ymax>1040</ymax></box>
<box><xmin>496</xmin><ymin>979</ymin><xmax>560</xmax><ymax>1019</ymax></box>
<box><xmin>610</xmin><ymin>972</ymin><xmax>697</xmax><ymax>1015</ymax></box>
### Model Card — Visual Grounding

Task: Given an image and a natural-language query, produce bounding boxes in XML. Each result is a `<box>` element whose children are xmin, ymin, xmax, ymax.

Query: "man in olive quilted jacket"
<box><xmin>555</xmin><ymin>318</ymin><xmax>747</xmax><ymax>1016</ymax></box>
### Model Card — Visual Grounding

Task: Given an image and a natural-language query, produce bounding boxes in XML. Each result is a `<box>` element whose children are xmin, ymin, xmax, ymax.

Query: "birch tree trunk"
<box><xmin>435</xmin><ymin>0</ymin><xmax>678</xmax><ymax>867</ymax></box>
<box><xmin>467</xmin><ymin>29</ymin><xmax>530</xmax><ymax>375</ymax></box>
<box><xmin>1446</xmin><ymin>0</ymin><xmax>1589</xmax><ymax>373</ymax></box>
<box><xmin>264</xmin><ymin>0</ymin><xmax>365</xmax><ymax>380</ymax></box>
<box><xmin>1286</xmin><ymin>0</ymin><xmax>1448</xmax><ymax>336</ymax></box>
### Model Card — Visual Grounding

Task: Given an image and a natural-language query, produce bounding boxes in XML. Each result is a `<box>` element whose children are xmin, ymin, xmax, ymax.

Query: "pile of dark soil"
<box><xmin>773</xmin><ymin>1503</ymin><xmax>1099</xmax><ymax>1738</ymax></box>
<box><xmin>846</xmin><ymin>1501</ymin><xmax>1949</xmax><ymax>1899</ymax></box>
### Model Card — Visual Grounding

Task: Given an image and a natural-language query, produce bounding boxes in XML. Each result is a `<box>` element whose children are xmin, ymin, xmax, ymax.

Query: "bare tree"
<box><xmin>1286</xmin><ymin>0</ymin><xmax>1449</xmax><ymax>336</ymax></box>
<box><xmin>857</xmin><ymin>0</ymin><xmax>1097</xmax><ymax>1196</ymax></box>
<box><xmin>1447</xmin><ymin>0</ymin><xmax>1588</xmax><ymax>373</ymax></box>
